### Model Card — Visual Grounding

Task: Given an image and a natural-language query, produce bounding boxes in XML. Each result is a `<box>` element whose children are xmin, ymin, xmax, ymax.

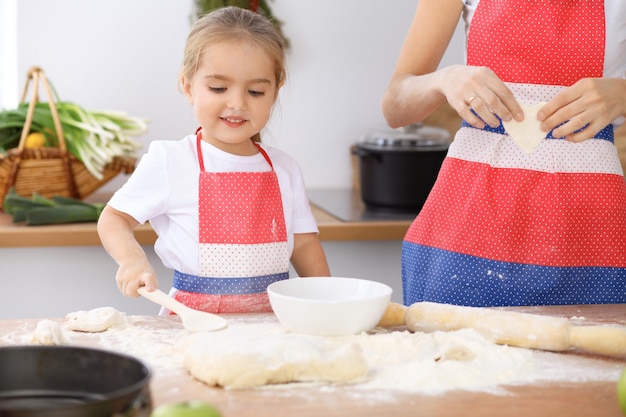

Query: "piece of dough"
<box><xmin>502</xmin><ymin>101</ymin><xmax>547</xmax><ymax>154</ymax></box>
<box><xmin>183</xmin><ymin>327</ymin><xmax>368</xmax><ymax>389</ymax></box>
<box><xmin>376</xmin><ymin>302</ymin><xmax>407</xmax><ymax>328</ymax></box>
<box><xmin>66</xmin><ymin>306</ymin><xmax>127</xmax><ymax>333</ymax></box>
<box><xmin>28</xmin><ymin>319</ymin><xmax>70</xmax><ymax>345</ymax></box>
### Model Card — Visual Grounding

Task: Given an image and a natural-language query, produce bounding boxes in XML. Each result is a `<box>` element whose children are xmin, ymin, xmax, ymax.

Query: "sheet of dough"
<box><xmin>183</xmin><ymin>326</ymin><xmax>368</xmax><ymax>389</ymax></box>
<box><xmin>502</xmin><ymin>101</ymin><xmax>548</xmax><ymax>154</ymax></box>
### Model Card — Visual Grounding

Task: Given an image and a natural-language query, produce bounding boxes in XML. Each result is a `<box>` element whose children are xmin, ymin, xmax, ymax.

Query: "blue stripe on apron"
<box><xmin>401</xmin><ymin>241</ymin><xmax>626</xmax><ymax>307</ymax></box>
<box><xmin>173</xmin><ymin>270</ymin><xmax>289</xmax><ymax>295</ymax></box>
<box><xmin>461</xmin><ymin>120</ymin><xmax>614</xmax><ymax>142</ymax></box>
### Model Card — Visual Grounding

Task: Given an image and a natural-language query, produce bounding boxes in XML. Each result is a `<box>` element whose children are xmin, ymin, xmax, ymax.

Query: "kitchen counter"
<box><xmin>1</xmin><ymin>304</ymin><xmax>625</xmax><ymax>417</ymax></box>
<box><xmin>0</xmin><ymin>190</ymin><xmax>414</xmax><ymax>248</ymax></box>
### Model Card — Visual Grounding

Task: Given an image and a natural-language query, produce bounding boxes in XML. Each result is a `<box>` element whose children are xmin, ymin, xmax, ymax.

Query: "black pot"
<box><xmin>0</xmin><ymin>346</ymin><xmax>152</xmax><ymax>417</ymax></box>
<box><xmin>353</xmin><ymin>124</ymin><xmax>450</xmax><ymax>212</ymax></box>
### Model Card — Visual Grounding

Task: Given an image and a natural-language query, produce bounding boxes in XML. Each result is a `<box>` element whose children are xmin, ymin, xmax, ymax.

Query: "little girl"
<box><xmin>97</xmin><ymin>7</ymin><xmax>330</xmax><ymax>314</ymax></box>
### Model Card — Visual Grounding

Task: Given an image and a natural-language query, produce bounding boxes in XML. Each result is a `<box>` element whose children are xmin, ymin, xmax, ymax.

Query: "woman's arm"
<box><xmin>290</xmin><ymin>233</ymin><xmax>331</xmax><ymax>277</ymax></box>
<box><xmin>97</xmin><ymin>205</ymin><xmax>158</xmax><ymax>296</ymax></box>
<box><xmin>382</xmin><ymin>0</ymin><xmax>523</xmax><ymax>129</ymax></box>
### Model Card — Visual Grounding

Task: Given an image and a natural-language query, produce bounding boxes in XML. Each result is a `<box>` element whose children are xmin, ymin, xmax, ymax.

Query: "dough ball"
<box><xmin>183</xmin><ymin>327</ymin><xmax>368</xmax><ymax>389</ymax></box>
<box><xmin>28</xmin><ymin>319</ymin><xmax>70</xmax><ymax>345</ymax></box>
<box><xmin>66</xmin><ymin>306</ymin><xmax>127</xmax><ymax>333</ymax></box>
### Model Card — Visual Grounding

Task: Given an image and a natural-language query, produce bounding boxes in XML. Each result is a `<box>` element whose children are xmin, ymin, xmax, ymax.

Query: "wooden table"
<box><xmin>1</xmin><ymin>304</ymin><xmax>625</xmax><ymax>417</ymax></box>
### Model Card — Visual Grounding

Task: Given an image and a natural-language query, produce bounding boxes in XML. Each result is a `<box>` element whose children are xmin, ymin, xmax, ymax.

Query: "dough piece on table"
<box><xmin>183</xmin><ymin>328</ymin><xmax>368</xmax><ymax>389</ymax></box>
<box><xmin>66</xmin><ymin>306</ymin><xmax>127</xmax><ymax>333</ymax></box>
<box><xmin>28</xmin><ymin>319</ymin><xmax>70</xmax><ymax>345</ymax></box>
<box><xmin>502</xmin><ymin>101</ymin><xmax>548</xmax><ymax>154</ymax></box>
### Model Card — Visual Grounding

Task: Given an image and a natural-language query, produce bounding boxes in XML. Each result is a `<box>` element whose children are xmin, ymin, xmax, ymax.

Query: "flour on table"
<box><xmin>27</xmin><ymin>319</ymin><xmax>70</xmax><ymax>345</ymax></box>
<box><xmin>183</xmin><ymin>325</ymin><xmax>368</xmax><ymax>389</ymax></box>
<box><xmin>66</xmin><ymin>306</ymin><xmax>127</xmax><ymax>333</ymax></box>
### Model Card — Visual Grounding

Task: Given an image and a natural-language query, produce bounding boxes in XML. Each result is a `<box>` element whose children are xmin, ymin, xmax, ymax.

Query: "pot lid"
<box><xmin>361</xmin><ymin>123</ymin><xmax>450</xmax><ymax>150</ymax></box>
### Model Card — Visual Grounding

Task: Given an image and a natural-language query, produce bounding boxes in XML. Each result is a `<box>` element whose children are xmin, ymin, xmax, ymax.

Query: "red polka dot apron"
<box><xmin>172</xmin><ymin>131</ymin><xmax>289</xmax><ymax>313</ymax></box>
<box><xmin>402</xmin><ymin>0</ymin><xmax>626</xmax><ymax>307</ymax></box>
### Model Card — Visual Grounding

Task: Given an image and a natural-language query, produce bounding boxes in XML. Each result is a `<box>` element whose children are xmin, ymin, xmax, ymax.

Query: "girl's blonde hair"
<box><xmin>179</xmin><ymin>7</ymin><xmax>286</xmax><ymax>143</ymax></box>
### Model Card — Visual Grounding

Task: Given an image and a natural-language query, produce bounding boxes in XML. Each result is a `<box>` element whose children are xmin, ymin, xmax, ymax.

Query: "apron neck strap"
<box><xmin>195</xmin><ymin>128</ymin><xmax>273</xmax><ymax>172</ymax></box>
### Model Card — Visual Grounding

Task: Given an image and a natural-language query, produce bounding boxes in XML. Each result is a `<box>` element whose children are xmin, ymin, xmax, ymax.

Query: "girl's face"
<box><xmin>183</xmin><ymin>40</ymin><xmax>280</xmax><ymax>155</ymax></box>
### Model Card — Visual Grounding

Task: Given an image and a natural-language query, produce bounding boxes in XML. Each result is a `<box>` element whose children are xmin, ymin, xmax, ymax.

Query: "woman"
<box><xmin>382</xmin><ymin>0</ymin><xmax>626</xmax><ymax>306</ymax></box>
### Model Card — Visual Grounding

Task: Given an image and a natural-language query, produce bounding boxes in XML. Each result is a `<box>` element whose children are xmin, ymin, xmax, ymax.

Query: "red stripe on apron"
<box><xmin>405</xmin><ymin>157</ymin><xmax>626</xmax><ymax>267</ymax></box>
<box><xmin>467</xmin><ymin>0</ymin><xmax>605</xmax><ymax>85</ymax></box>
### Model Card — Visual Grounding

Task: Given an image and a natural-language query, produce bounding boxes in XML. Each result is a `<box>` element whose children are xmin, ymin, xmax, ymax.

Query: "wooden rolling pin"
<box><xmin>377</xmin><ymin>301</ymin><xmax>626</xmax><ymax>358</ymax></box>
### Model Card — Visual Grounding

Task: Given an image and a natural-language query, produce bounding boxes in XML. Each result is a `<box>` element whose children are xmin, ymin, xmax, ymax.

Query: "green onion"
<box><xmin>0</xmin><ymin>100</ymin><xmax>147</xmax><ymax>179</ymax></box>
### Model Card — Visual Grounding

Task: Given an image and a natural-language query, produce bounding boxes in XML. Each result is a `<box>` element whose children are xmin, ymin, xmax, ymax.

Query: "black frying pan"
<box><xmin>0</xmin><ymin>346</ymin><xmax>151</xmax><ymax>417</ymax></box>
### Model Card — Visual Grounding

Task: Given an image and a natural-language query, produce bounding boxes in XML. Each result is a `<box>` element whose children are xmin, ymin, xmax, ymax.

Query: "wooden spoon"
<box><xmin>138</xmin><ymin>287</ymin><xmax>227</xmax><ymax>332</ymax></box>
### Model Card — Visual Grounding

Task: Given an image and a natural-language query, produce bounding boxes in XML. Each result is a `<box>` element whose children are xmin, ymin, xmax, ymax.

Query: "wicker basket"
<box><xmin>0</xmin><ymin>67</ymin><xmax>135</xmax><ymax>210</ymax></box>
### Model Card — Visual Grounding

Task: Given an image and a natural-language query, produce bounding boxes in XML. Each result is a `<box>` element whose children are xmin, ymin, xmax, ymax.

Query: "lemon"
<box><xmin>24</xmin><ymin>132</ymin><xmax>46</xmax><ymax>149</ymax></box>
<box><xmin>618</xmin><ymin>368</ymin><xmax>626</xmax><ymax>415</ymax></box>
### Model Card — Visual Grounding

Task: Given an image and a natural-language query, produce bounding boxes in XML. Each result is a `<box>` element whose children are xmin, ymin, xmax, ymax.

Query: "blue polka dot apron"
<box><xmin>401</xmin><ymin>0</ymin><xmax>626</xmax><ymax>307</ymax></box>
<box><xmin>172</xmin><ymin>130</ymin><xmax>290</xmax><ymax>313</ymax></box>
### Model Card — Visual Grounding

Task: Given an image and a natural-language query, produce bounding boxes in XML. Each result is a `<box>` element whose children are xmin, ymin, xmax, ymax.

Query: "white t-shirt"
<box><xmin>108</xmin><ymin>135</ymin><xmax>318</xmax><ymax>276</ymax></box>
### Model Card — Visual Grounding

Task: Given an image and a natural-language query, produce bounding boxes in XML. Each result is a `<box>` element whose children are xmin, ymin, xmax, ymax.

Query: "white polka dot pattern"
<box><xmin>199</xmin><ymin>172</ymin><xmax>287</xmax><ymax>244</ymax></box>
<box><xmin>448</xmin><ymin>127</ymin><xmax>624</xmax><ymax>175</ymax></box>
<box><xmin>199</xmin><ymin>242</ymin><xmax>290</xmax><ymax>277</ymax></box>
<box><xmin>467</xmin><ymin>1</ymin><xmax>605</xmax><ymax>85</ymax></box>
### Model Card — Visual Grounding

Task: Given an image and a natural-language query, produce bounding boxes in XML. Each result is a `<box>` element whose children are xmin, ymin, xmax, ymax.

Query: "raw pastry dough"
<box><xmin>28</xmin><ymin>319</ymin><xmax>70</xmax><ymax>345</ymax></box>
<box><xmin>502</xmin><ymin>101</ymin><xmax>547</xmax><ymax>154</ymax></box>
<box><xmin>66</xmin><ymin>306</ymin><xmax>127</xmax><ymax>333</ymax></box>
<box><xmin>183</xmin><ymin>326</ymin><xmax>368</xmax><ymax>389</ymax></box>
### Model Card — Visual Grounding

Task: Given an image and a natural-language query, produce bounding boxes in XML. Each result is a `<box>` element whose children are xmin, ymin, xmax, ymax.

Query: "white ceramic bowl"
<box><xmin>267</xmin><ymin>277</ymin><xmax>392</xmax><ymax>336</ymax></box>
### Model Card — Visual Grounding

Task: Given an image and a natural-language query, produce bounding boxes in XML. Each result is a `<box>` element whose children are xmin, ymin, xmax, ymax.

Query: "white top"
<box><xmin>108</xmin><ymin>135</ymin><xmax>318</xmax><ymax>275</ymax></box>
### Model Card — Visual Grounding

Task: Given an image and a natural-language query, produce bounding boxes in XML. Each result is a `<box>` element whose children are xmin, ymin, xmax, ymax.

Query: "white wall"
<box><xmin>12</xmin><ymin>0</ymin><xmax>465</xmax><ymax>190</ymax></box>
<box><xmin>0</xmin><ymin>0</ymin><xmax>18</xmax><ymax>109</ymax></box>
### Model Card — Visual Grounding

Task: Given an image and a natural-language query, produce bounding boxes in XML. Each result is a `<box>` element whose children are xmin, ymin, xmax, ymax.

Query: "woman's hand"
<box><xmin>538</xmin><ymin>77</ymin><xmax>626</xmax><ymax>142</ymax></box>
<box><xmin>439</xmin><ymin>65</ymin><xmax>524</xmax><ymax>129</ymax></box>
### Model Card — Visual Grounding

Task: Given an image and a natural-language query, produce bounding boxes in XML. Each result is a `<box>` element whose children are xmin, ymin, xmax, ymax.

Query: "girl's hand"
<box><xmin>538</xmin><ymin>78</ymin><xmax>626</xmax><ymax>142</ymax></box>
<box><xmin>115</xmin><ymin>259</ymin><xmax>158</xmax><ymax>297</ymax></box>
<box><xmin>440</xmin><ymin>65</ymin><xmax>524</xmax><ymax>129</ymax></box>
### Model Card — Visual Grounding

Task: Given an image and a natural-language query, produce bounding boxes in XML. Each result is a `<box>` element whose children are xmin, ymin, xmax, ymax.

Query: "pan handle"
<box><xmin>111</xmin><ymin>388</ymin><xmax>152</xmax><ymax>417</ymax></box>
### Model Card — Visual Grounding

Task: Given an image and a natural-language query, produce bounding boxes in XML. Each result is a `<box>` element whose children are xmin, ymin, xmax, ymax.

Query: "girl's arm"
<box><xmin>97</xmin><ymin>205</ymin><xmax>158</xmax><ymax>297</ymax></box>
<box><xmin>382</xmin><ymin>0</ymin><xmax>523</xmax><ymax>129</ymax></box>
<box><xmin>290</xmin><ymin>233</ymin><xmax>331</xmax><ymax>277</ymax></box>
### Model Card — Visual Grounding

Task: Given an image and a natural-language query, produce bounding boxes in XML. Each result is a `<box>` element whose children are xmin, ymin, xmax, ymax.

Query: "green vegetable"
<box><xmin>3</xmin><ymin>188</ymin><xmax>105</xmax><ymax>225</ymax></box>
<box><xmin>0</xmin><ymin>98</ymin><xmax>147</xmax><ymax>179</ymax></box>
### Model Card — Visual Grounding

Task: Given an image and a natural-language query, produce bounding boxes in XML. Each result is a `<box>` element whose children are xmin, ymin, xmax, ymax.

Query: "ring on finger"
<box><xmin>467</xmin><ymin>95</ymin><xmax>477</xmax><ymax>106</ymax></box>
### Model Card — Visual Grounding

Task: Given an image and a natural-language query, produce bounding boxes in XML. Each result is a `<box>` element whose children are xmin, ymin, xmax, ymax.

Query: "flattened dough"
<box><xmin>502</xmin><ymin>101</ymin><xmax>547</xmax><ymax>154</ymax></box>
<box><xmin>183</xmin><ymin>326</ymin><xmax>368</xmax><ymax>389</ymax></box>
<box><xmin>66</xmin><ymin>306</ymin><xmax>127</xmax><ymax>333</ymax></box>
